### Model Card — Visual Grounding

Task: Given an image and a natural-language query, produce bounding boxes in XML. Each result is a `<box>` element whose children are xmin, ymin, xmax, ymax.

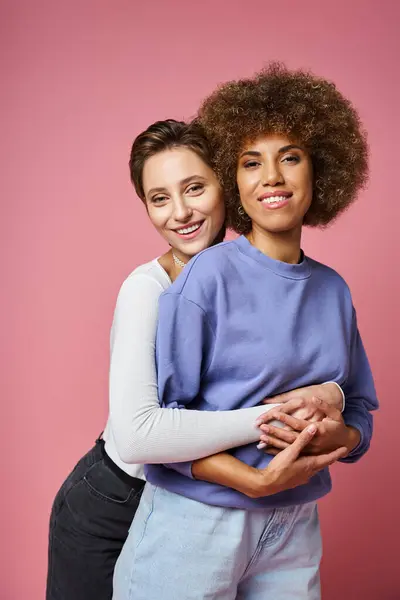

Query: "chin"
<box><xmin>267</xmin><ymin>225</ymin><xmax>297</xmax><ymax>234</ymax></box>
<box><xmin>257</xmin><ymin>215</ymin><xmax>304</xmax><ymax>234</ymax></box>
<box><xmin>177</xmin><ymin>237</ymin><xmax>212</xmax><ymax>258</ymax></box>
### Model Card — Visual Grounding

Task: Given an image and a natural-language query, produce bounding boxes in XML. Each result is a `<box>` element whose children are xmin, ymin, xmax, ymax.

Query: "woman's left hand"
<box><xmin>258</xmin><ymin>397</ymin><xmax>360</xmax><ymax>456</ymax></box>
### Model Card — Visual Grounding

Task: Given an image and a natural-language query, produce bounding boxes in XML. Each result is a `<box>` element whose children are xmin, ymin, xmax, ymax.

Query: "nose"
<box><xmin>261</xmin><ymin>160</ymin><xmax>284</xmax><ymax>186</ymax></box>
<box><xmin>172</xmin><ymin>197</ymin><xmax>193</xmax><ymax>221</ymax></box>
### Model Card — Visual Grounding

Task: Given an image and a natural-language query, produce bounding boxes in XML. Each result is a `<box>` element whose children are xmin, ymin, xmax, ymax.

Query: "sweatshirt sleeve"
<box><xmin>155</xmin><ymin>292</ymin><xmax>215</xmax><ymax>479</ymax></box>
<box><xmin>156</xmin><ymin>292</ymin><xmax>215</xmax><ymax>410</ymax></box>
<box><xmin>109</xmin><ymin>276</ymin><xmax>276</xmax><ymax>465</ymax></box>
<box><xmin>340</xmin><ymin>308</ymin><xmax>379</xmax><ymax>463</ymax></box>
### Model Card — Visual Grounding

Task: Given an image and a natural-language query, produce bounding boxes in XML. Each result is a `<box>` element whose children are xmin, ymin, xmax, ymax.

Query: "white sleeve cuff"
<box><xmin>322</xmin><ymin>381</ymin><xmax>345</xmax><ymax>412</ymax></box>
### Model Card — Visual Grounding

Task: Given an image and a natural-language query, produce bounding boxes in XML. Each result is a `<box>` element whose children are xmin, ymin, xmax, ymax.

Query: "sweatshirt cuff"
<box><xmin>164</xmin><ymin>461</ymin><xmax>194</xmax><ymax>479</ymax></box>
<box><xmin>322</xmin><ymin>381</ymin><xmax>345</xmax><ymax>412</ymax></box>
<box><xmin>339</xmin><ymin>419</ymin><xmax>366</xmax><ymax>463</ymax></box>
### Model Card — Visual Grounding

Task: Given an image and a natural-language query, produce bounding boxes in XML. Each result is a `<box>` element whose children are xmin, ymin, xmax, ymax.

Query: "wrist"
<box><xmin>321</xmin><ymin>382</ymin><xmax>345</xmax><ymax>411</ymax></box>
<box><xmin>345</xmin><ymin>425</ymin><xmax>361</xmax><ymax>453</ymax></box>
<box><xmin>248</xmin><ymin>468</ymin><xmax>274</xmax><ymax>499</ymax></box>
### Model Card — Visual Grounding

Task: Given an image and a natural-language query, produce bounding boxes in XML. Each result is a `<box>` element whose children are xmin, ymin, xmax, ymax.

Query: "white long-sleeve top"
<box><xmin>102</xmin><ymin>259</ymin><xmax>277</xmax><ymax>479</ymax></box>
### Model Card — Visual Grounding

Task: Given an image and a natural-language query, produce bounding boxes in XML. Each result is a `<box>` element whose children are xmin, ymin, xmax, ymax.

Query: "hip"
<box><xmin>50</xmin><ymin>438</ymin><xmax>145</xmax><ymax>534</ymax></box>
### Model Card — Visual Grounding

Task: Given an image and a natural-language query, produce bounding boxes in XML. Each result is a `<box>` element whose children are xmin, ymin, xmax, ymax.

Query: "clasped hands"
<box><xmin>257</xmin><ymin>384</ymin><xmax>360</xmax><ymax>457</ymax></box>
<box><xmin>245</xmin><ymin>384</ymin><xmax>361</xmax><ymax>498</ymax></box>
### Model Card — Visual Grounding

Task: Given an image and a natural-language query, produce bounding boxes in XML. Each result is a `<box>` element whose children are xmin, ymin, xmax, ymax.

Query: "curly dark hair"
<box><xmin>129</xmin><ymin>119</ymin><xmax>214</xmax><ymax>202</ymax></box>
<box><xmin>197</xmin><ymin>63</ymin><xmax>369</xmax><ymax>233</ymax></box>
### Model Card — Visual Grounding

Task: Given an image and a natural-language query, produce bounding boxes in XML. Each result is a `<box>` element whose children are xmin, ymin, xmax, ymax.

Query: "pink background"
<box><xmin>2</xmin><ymin>0</ymin><xmax>399</xmax><ymax>597</ymax></box>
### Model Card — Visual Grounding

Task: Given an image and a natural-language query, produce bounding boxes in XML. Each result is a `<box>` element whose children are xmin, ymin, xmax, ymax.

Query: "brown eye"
<box><xmin>243</xmin><ymin>160</ymin><xmax>260</xmax><ymax>169</ymax></box>
<box><xmin>186</xmin><ymin>184</ymin><xmax>204</xmax><ymax>194</ymax></box>
<box><xmin>282</xmin><ymin>155</ymin><xmax>300</xmax><ymax>164</ymax></box>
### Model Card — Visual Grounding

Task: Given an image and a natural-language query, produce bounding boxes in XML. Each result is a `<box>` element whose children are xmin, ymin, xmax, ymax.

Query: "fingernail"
<box><xmin>257</xmin><ymin>442</ymin><xmax>267</xmax><ymax>449</ymax></box>
<box><xmin>308</xmin><ymin>425</ymin><xmax>317</xmax><ymax>433</ymax></box>
<box><xmin>260</xmin><ymin>425</ymin><xmax>269</xmax><ymax>433</ymax></box>
<box><xmin>255</xmin><ymin>418</ymin><xmax>263</xmax><ymax>426</ymax></box>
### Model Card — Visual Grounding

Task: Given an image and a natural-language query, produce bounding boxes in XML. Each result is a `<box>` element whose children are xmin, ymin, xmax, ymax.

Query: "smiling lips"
<box><xmin>174</xmin><ymin>220</ymin><xmax>204</xmax><ymax>239</ymax></box>
<box><xmin>259</xmin><ymin>192</ymin><xmax>292</xmax><ymax>210</ymax></box>
<box><xmin>174</xmin><ymin>192</ymin><xmax>291</xmax><ymax>236</ymax></box>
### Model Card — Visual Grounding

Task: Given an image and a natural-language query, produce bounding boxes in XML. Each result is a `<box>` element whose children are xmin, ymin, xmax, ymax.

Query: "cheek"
<box><xmin>290</xmin><ymin>168</ymin><xmax>313</xmax><ymax>200</ymax></box>
<box><xmin>236</xmin><ymin>179</ymin><xmax>246</xmax><ymax>202</ymax></box>
<box><xmin>237</xmin><ymin>173</ymin><xmax>256</xmax><ymax>200</ymax></box>
<box><xmin>146</xmin><ymin>206</ymin><xmax>168</xmax><ymax>231</ymax></box>
<box><xmin>202</xmin><ymin>191</ymin><xmax>225</xmax><ymax>220</ymax></box>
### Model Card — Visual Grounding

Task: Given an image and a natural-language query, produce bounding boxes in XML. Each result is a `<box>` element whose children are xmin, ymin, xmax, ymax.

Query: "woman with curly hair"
<box><xmin>113</xmin><ymin>65</ymin><xmax>378</xmax><ymax>600</ymax></box>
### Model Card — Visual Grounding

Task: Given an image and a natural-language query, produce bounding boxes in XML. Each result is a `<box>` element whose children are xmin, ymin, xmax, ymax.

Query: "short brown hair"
<box><xmin>129</xmin><ymin>119</ymin><xmax>214</xmax><ymax>201</ymax></box>
<box><xmin>198</xmin><ymin>63</ymin><xmax>369</xmax><ymax>233</ymax></box>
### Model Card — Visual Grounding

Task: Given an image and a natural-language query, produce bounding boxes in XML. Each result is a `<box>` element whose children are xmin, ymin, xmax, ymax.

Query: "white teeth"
<box><xmin>261</xmin><ymin>195</ymin><xmax>288</xmax><ymax>204</ymax></box>
<box><xmin>176</xmin><ymin>223</ymin><xmax>201</xmax><ymax>234</ymax></box>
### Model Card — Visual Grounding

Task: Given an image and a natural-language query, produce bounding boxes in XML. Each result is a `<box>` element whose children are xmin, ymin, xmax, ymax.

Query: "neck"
<box><xmin>158</xmin><ymin>249</ymin><xmax>188</xmax><ymax>282</ymax></box>
<box><xmin>173</xmin><ymin>245</ymin><xmax>190</xmax><ymax>262</ymax></box>
<box><xmin>161</xmin><ymin>226</ymin><xmax>226</xmax><ymax>281</ymax></box>
<box><xmin>247</xmin><ymin>224</ymin><xmax>303</xmax><ymax>264</ymax></box>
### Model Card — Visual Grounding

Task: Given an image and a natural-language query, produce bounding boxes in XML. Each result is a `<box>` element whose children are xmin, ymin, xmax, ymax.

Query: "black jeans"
<box><xmin>46</xmin><ymin>438</ymin><xmax>145</xmax><ymax>600</ymax></box>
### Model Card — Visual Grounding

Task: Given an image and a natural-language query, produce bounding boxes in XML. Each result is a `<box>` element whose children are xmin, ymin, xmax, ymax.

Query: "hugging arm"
<box><xmin>155</xmin><ymin>290</ymin><xmax>346</xmax><ymax>493</ymax></box>
<box><xmin>108</xmin><ymin>275</ymin><xmax>276</xmax><ymax>466</ymax></box>
<box><xmin>192</xmin><ymin>426</ymin><xmax>347</xmax><ymax>498</ymax></box>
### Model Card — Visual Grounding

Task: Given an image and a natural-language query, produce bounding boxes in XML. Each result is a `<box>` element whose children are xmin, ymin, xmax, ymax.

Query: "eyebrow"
<box><xmin>279</xmin><ymin>144</ymin><xmax>305</xmax><ymax>153</ymax></box>
<box><xmin>180</xmin><ymin>175</ymin><xmax>207</xmax><ymax>186</ymax></box>
<box><xmin>239</xmin><ymin>144</ymin><xmax>305</xmax><ymax>158</ymax></box>
<box><xmin>147</xmin><ymin>175</ymin><xmax>207</xmax><ymax>197</ymax></box>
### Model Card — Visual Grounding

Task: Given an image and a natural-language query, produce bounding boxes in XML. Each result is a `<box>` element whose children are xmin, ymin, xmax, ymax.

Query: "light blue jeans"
<box><xmin>113</xmin><ymin>483</ymin><xmax>322</xmax><ymax>600</ymax></box>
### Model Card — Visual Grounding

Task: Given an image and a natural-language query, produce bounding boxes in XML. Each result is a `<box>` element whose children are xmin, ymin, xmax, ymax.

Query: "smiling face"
<box><xmin>142</xmin><ymin>147</ymin><xmax>225</xmax><ymax>259</ymax></box>
<box><xmin>236</xmin><ymin>134</ymin><xmax>313</xmax><ymax>235</ymax></box>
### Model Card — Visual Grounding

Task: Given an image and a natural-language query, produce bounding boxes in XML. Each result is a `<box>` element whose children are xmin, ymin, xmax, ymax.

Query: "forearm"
<box><xmin>192</xmin><ymin>452</ymin><xmax>263</xmax><ymax>498</ymax></box>
<box><xmin>112</xmin><ymin>402</ymin><xmax>278</xmax><ymax>464</ymax></box>
<box><xmin>193</xmin><ymin>424</ymin><xmax>350</xmax><ymax>500</ymax></box>
<box><xmin>146</xmin><ymin>384</ymin><xmax>339</xmax><ymax>467</ymax></box>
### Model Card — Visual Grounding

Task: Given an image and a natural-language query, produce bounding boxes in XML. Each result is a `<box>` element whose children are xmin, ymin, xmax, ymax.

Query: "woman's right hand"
<box><xmin>251</xmin><ymin>424</ymin><xmax>347</xmax><ymax>498</ymax></box>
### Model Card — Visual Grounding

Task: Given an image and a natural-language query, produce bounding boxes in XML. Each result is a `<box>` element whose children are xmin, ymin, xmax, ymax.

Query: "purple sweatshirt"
<box><xmin>145</xmin><ymin>236</ymin><xmax>378</xmax><ymax>509</ymax></box>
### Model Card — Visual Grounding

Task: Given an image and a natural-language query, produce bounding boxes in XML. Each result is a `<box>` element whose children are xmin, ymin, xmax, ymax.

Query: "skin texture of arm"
<box><xmin>192</xmin><ymin>425</ymin><xmax>347</xmax><ymax>498</ymax></box>
<box><xmin>192</xmin><ymin>453</ymin><xmax>263</xmax><ymax>497</ymax></box>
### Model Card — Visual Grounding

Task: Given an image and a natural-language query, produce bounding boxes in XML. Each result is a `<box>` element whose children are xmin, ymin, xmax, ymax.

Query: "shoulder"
<box><xmin>308</xmin><ymin>257</ymin><xmax>352</xmax><ymax>297</ymax></box>
<box><xmin>166</xmin><ymin>241</ymin><xmax>237</xmax><ymax>300</ymax></box>
<box><xmin>116</xmin><ymin>259</ymin><xmax>171</xmax><ymax>308</ymax></box>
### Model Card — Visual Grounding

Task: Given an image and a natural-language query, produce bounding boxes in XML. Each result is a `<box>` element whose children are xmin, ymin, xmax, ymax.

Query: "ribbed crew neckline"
<box><xmin>234</xmin><ymin>235</ymin><xmax>312</xmax><ymax>280</ymax></box>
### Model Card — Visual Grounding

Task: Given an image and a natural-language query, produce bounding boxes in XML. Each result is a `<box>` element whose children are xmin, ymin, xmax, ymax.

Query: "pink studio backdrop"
<box><xmin>2</xmin><ymin>0</ymin><xmax>399</xmax><ymax>598</ymax></box>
